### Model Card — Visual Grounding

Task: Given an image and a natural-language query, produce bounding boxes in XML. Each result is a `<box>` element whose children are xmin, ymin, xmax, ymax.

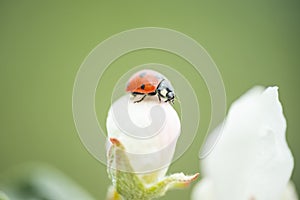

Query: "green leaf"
<box><xmin>0</xmin><ymin>191</ymin><xmax>9</xmax><ymax>200</ymax></box>
<box><xmin>0</xmin><ymin>164</ymin><xmax>95</xmax><ymax>200</ymax></box>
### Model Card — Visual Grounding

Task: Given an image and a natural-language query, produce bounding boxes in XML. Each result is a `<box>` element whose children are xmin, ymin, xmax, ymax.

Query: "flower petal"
<box><xmin>191</xmin><ymin>178</ymin><xmax>214</xmax><ymax>200</ymax></box>
<box><xmin>191</xmin><ymin>180</ymin><xmax>298</xmax><ymax>200</ymax></box>
<box><xmin>281</xmin><ymin>181</ymin><xmax>299</xmax><ymax>200</ymax></box>
<box><xmin>201</xmin><ymin>86</ymin><xmax>294</xmax><ymax>200</ymax></box>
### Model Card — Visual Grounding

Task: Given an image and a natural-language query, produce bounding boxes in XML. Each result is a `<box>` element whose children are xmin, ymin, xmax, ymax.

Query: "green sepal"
<box><xmin>107</xmin><ymin>138</ymin><xmax>199</xmax><ymax>200</ymax></box>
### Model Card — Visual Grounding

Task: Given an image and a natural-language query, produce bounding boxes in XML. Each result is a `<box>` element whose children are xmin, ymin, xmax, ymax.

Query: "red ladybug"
<box><xmin>126</xmin><ymin>69</ymin><xmax>175</xmax><ymax>103</ymax></box>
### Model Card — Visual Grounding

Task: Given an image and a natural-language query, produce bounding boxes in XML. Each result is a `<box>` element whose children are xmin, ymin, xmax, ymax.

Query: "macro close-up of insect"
<box><xmin>1</xmin><ymin>1</ymin><xmax>299</xmax><ymax>200</ymax></box>
<box><xmin>126</xmin><ymin>69</ymin><xmax>175</xmax><ymax>103</ymax></box>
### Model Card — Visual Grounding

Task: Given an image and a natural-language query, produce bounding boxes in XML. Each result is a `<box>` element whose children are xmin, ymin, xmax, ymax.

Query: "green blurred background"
<box><xmin>0</xmin><ymin>0</ymin><xmax>299</xmax><ymax>199</ymax></box>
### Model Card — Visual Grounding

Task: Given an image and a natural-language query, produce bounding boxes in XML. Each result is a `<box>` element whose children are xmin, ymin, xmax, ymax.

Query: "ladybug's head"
<box><xmin>166</xmin><ymin>91</ymin><xmax>175</xmax><ymax>103</ymax></box>
<box><xmin>157</xmin><ymin>79</ymin><xmax>175</xmax><ymax>104</ymax></box>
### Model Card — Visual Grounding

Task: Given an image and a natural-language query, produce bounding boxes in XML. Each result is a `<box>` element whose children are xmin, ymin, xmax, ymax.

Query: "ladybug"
<box><xmin>126</xmin><ymin>69</ymin><xmax>175</xmax><ymax>103</ymax></box>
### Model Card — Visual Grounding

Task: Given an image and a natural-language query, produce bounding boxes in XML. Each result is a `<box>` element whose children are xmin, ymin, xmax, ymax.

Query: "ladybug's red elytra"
<box><xmin>126</xmin><ymin>69</ymin><xmax>175</xmax><ymax>103</ymax></box>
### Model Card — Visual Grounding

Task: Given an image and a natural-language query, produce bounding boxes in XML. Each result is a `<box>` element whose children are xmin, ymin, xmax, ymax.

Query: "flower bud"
<box><xmin>106</xmin><ymin>95</ymin><xmax>180</xmax><ymax>182</ymax></box>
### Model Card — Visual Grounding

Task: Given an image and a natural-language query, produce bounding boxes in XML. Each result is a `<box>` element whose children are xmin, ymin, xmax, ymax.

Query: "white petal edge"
<box><xmin>281</xmin><ymin>181</ymin><xmax>299</xmax><ymax>200</ymax></box>
<box><xmin>191</xmin><ymin>178</ymin><xmax>214</xmax><ymax>200</ymax></box>
<box><xmin>200</xmin><ymin>86</ymin><xmax>294</xmax><ymax>200</ymax></box>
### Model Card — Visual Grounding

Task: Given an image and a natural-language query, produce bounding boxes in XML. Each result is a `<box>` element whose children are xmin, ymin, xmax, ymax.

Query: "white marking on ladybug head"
<box><xmin>160</xmin><ymin>88</ymin><xmax>168</xmax><ymax>97</ymax></box>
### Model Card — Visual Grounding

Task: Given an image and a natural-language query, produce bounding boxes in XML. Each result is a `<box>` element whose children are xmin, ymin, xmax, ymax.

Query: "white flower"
<box><xmin>192</xmin><ymin>86</ymin><xmax>297</xmax><ymax>200</ymax></box>
<box><xmin>106</xmin><ymin>95</ymin><xmax>181</xmax><ymax>181</ymax></box>
<box><xmin>105</xmin><ymin>95</ymin><xmax>199</xmax><ymax>199</ymax></box>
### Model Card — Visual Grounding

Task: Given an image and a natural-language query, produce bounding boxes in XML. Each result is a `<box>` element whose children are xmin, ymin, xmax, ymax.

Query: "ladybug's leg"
<box><xmin>158</xmin><ymin>95</ymin><xmax>161</xmax><ymax>102</ymax></box>
<box><xmin>134</xmin><ymin>95</ymin><xmax>147</xmax><ymax>103</ymax></box>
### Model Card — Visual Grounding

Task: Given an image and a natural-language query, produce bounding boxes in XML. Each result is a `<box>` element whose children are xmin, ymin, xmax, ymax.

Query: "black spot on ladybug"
<box><xmin>139</xmin><ymin>72</ymin><xmax>147</xmax><ymax>78</ymax></box>
<box><xmin>140</xmin><ymin>84</ymin><xmax>145</xmax><ymax>90</ymax></box>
